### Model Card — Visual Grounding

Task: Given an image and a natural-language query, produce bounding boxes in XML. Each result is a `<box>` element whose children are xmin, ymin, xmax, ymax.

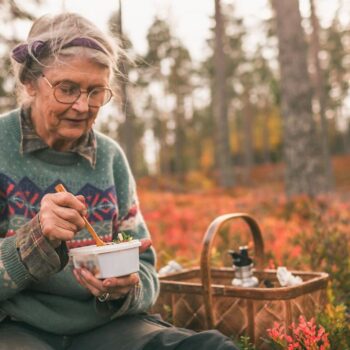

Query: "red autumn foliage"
<box><xmin>138</xmin><ymin>155</ymin><xmax>350</xmax><ymax>271</ymax></box>
<box><xmin>267</xmin><ymin>316</ymin><xmax>330</xmax><ymax>349</ymax></box>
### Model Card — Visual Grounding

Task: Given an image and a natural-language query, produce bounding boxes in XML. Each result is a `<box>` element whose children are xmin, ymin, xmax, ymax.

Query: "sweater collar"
<box><xmin>19</xmin><ymin>107</ymin><xmax>97</xmax><ymax>168</ymax></box>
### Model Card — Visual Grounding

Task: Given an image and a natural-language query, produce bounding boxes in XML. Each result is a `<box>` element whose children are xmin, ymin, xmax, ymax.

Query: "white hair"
<box><xmin>11</xmin><ymin>13</ymin><xmax>124</xmax><ymax>103</ymax></box>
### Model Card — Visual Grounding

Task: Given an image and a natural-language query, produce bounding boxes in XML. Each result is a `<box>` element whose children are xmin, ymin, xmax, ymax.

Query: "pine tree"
<box><xmin>272</xmin><ymin>0</ymin><xmax>329</xmax><ymax>196</ymax></box>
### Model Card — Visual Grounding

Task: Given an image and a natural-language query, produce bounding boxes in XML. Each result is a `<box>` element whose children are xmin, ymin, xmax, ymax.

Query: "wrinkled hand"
<box><xmin>39</xmin><ymin>192</ymin><xmax>87</xmax><ymax>247</ymax></box>
<box><xmin>73</xmin><ymin>239</ymin><xmax>152</xmax><ymax>301</ymax></box>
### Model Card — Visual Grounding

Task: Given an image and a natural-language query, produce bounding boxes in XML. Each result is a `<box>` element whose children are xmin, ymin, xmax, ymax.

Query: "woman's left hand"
<box><xmin>73</xmin><ymin>268</ymin><xmax>139</xmax><ymax>301</ymax></box>
<box><xmin>72</xmin><ymin>238</ymin><xmax>152</xmax><ymax>301</ymax></box>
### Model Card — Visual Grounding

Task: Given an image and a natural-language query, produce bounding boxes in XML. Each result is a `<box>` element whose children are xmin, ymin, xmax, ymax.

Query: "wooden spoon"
<box><xmin>55</xmin><ymin>184</ymin><xmax>105</xmax><ymax>246</ymax></box>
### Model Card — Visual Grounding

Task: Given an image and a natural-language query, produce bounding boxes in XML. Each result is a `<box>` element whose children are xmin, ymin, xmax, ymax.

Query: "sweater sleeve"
<box><xmin>0</xmin><ymin>215</ymin><xmax>68</xmax><ymax>301</ymax></box>
<box><xmin>102</xmin><ymin>147</ymin><xmax>159</xmax><ymax>318</ymax></box>
<box><xmin>0</xmin><ymin>194</ymin><xmax>30</xmax><ymax>301</ymax></box>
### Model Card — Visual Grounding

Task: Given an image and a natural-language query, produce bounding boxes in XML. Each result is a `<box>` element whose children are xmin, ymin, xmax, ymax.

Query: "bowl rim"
<box><xmin>69</xmin><ymin>239</ymin><xmax>141</xmax><ymax>255</ymax></box>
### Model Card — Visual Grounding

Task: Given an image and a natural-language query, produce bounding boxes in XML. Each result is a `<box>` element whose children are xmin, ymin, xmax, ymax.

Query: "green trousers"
<box><xmin>0</xmin><ymin>314</ymin><xmax>238</xmax><ymax>350</ymax></box>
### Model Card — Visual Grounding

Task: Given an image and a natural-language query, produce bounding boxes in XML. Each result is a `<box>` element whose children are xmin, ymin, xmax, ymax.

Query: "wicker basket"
<box><xmin>152</xmin><ymin>213</ymin><xmax>329</xmax><ymax>349</ymax></box>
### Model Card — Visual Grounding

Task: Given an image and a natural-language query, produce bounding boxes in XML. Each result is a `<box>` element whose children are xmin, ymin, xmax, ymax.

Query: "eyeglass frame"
<box><xmin>41</xmin><ymin>74</ymin><xmax>113</xmax><ymax>108</ymax></box>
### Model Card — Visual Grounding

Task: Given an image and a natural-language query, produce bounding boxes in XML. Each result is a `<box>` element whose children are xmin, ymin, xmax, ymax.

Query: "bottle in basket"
<box><xmin>228</xmin><ymin>246</ymin><xmax>259</xmax><ymax>288</ymax></box>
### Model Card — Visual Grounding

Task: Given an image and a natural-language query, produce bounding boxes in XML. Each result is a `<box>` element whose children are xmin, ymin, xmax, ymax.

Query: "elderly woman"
<box><xmin>0</xmin><ymin>13</ymin><xmax>237</xmax><ymax>350</ymax></box>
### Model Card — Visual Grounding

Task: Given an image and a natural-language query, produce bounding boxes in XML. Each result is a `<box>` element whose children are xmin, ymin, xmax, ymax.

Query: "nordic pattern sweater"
<box><xmin>0</xmin><ymin>109</ymin><xmax>159</xmax><ymax>334</ymax></box>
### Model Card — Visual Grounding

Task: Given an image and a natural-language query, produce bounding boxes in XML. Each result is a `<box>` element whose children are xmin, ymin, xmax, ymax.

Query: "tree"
<box><xmin>224</xmin><ymin>9</ymin><xmax>253</xmax><ymax>181</ymax></box>
<box><xmin>139</xmin><ymin>18</ymin><xmax>175</xmax><ymax>176</ymax></box>
<box><xmin>321</xmin><ymin>9</ymin><xmax>350</xmax><ymax>154</ymax></box>
<box><xmin>139</xmin><ymin>17</ymin><xmax>195</xmax><ymax>178</ymax></box>
<box><xmin>213</xmin><ymin>0</ymin><xmax>234</xmax><ymax>187</ymax></box>
<box><xmin>309</xmin><ymin>0</ymin><xmax>334</xmax><ymax>188</ymax></box>
<box><xmin>108</xmin><ymin>2</ymin><xmax>138</xmax><ymax>173</ymax></box>
<box><xmin>168</xmin><ymin>42</ymin><xmax>193</xmax><ymax>177</ymax></box>
<box><xmin>0</xmin><ymin>0</ymin><xmax>42</xmax><ymax>112</ymax></box>
<box><xmin>250</xmin><ymin>46</ymin><xmax>281</xmax><ymax>164</ymax></box>
<box><xmin>201</xmin><ymin>3</ymin><xmax>281</xmax><ymax>183</ymax></box>
<box><xmin>272</xmin><ymin>0</ymin><xmax>329</xmax><ymax>196</ymax></box>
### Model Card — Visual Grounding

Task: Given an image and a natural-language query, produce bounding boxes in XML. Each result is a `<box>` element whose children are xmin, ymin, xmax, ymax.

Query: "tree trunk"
<box><xmin>262</xmin><ymin>104</ymin><xmax>271</xmax><ymax>164</ymax></box>
<box><xmin>272</xmin><ymin>0</ymin><xmax>328</xmax><ymax>196</ymax></box>
<box><xmin>213</xmin><ymin>0</ymin><xmax>234</xmax><ymax>187</ymax></box>
<box><xmin>117</xmin><ymin>0</ymin><xmax>136</xmax><ymax>172</ymax></box>
<box><xmin>242</xmin><ymin>91</ymin><xmax>254</xmax><ymax>183</ymax></box>
<box><xmin>174</xmin><ymin>94</ymin><xmax>187</xmax><ymax>178</ymax></box>
<box><xmin>158</xmin><ymin>119</ymin><xmax>170</xmax><ymax>175</ymax></box>
<box><xmin>309</xmin><ymin>0</ymin><xmax>334</xmax><ymax>188</ymax></box>
<box><xmin>336</xmin><ymin>107</ymin><xmax>350</xmax><ymax>154</ymax></box>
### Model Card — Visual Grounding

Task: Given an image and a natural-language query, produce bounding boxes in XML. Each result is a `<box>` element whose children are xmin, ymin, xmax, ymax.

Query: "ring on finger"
<box><xmin>97</xmin><ymin>292</ymin><xmax>110</xmax><ymax>302</ymax></box>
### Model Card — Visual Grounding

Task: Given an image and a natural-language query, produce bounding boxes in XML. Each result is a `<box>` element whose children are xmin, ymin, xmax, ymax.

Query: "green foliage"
<box><xmin>291</xmin><ymin>209</ymin><xmax>350</xmax><ymax>307</ymax></box>
<box><xmin>279</xmin><ymin>196</ymin><xmax>350</xmax><ymax>346</ymax></box>
<box><xmin>236</xmin><ymin>335</ymin><xmax>256</xmax><ymax>350</ymax></box>
<box><xmin>161</xmin><ymin>304</ymin><xmax>173</xmax><ymax>324</ymax></box>
<box><xmin>145</xmin><ymin>18</ymin><xmax>172</xmax><ymax>65</ymax></box>
<box><xmin>113</xmin><ymin>232</ymin><xmax>133</xmax><ymax>243</ymax></box>
<box><xmin>317</xmin><ymin>289</ymin><xmax>350</xmax><ymax>350</ymax></box>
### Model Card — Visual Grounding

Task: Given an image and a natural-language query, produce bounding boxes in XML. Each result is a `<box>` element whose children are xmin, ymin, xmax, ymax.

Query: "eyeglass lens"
<box><xmin>54</xmin><ymin>81</ymin><xmax>112</xmax><ymax>107</ymax></box>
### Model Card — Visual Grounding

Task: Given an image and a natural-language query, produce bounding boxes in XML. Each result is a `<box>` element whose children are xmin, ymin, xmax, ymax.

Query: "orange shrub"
<box><xmin>139</xmin><ymin>186</ymin><xmax>350</xmax><ymax>273</ymax></box>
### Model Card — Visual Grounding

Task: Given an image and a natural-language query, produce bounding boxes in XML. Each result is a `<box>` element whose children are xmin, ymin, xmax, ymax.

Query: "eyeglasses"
<box><xmin>41</xmin><ymin>75</ymin><xmax>113</xmax><ymax>108</ymax></box>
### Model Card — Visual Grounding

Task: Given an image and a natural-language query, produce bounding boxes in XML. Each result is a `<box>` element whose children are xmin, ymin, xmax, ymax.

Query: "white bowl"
<box><xmin>69</xmin><ymin>240</ymin><xmax>141</xmax><ymax>279</ymax></box>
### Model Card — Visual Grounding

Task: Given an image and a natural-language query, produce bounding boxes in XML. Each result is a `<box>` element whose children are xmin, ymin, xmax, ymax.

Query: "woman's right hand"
<box><xmin>39</xmin><ymin>192</ymin><xmax>87</xmax><ymax>247</ymax></box>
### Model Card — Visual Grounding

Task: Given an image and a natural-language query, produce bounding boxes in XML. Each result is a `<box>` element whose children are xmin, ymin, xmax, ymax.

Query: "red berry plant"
<box><xmin>266</xmin><ymin>316</ymin><xmax>330</xmax><ymax>350</ymax></box>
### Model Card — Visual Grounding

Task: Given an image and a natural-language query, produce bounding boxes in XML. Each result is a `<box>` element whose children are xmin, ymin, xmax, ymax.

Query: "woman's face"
<box><xmin>26</xmin><ymin>57</ymin><xmax>110</xmax><ymax>151</ymax></box>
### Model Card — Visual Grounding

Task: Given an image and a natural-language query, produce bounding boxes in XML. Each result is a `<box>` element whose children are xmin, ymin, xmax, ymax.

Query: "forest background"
<box><xmin>1</xmin><ymin>0</ymin><xmax>350</xmax><ymax>345</ymax></box>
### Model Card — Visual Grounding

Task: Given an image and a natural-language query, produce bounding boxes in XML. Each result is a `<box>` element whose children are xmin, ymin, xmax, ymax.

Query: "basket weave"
<box><xmin>152</xmin><ymin>213</ymin><xmax>329</xmax><ymax>349</ymax></box>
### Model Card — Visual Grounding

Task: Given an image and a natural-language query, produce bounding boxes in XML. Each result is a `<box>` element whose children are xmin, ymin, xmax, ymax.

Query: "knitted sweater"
<box><xmin>0</xmin><ymin>109</ymin><xmax>159</xmax><ymax>335</ymax></box>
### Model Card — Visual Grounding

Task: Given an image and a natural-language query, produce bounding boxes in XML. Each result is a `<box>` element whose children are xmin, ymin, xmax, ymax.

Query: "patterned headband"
<box><xmin>12</xmin><ymin>37</ymin><xmax>107</xmax><ymax>64</ymax></box>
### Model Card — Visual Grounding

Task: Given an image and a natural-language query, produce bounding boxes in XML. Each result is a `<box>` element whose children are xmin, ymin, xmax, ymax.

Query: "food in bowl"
<box><xmin>69</xmin><ymin>239</ymin><xmax>141</xmax><ymax>279</ymax></box>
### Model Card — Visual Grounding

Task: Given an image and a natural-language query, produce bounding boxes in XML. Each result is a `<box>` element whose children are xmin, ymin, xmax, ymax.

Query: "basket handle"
<box><xmin>200</xmin><ymin>213</ymin><xmax>265</xmax><ymax>329</ymax></box>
